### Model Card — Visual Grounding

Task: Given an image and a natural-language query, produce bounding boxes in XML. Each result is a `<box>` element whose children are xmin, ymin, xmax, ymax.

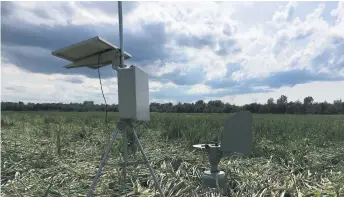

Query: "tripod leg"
<box><xmin>131</xmin><ymin>126</ymin><xmax>165</xmax><ymax>197</ymax></box>
<box><xmin>86</xmin><ymin>124</ymin><xmax>121</xmax><ymax>197</ymax></box>
<box><xmin>122</xmin><ymin>123</ymin><xmax>128</xmax><ymax>183</ymax></box>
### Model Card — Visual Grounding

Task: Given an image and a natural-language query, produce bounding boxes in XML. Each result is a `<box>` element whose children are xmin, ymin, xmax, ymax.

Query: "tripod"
<box><xmin>86</xmin><ymin>119</ymin><xmax>165</xmax><ymax>197</ymax></box>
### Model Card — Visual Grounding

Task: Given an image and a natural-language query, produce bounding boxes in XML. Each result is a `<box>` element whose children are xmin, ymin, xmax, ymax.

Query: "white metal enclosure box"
<box><xmin>117</xmin><ymin>66</ymin><xmax>150</xmax><ymax>121</ymax></box>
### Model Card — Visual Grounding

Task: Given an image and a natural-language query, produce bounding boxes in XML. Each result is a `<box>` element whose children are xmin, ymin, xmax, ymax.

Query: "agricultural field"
<box><xmin>1</xmin><ymin>111</ymin><xmax>344</xmax><ymax>197</ymax></box>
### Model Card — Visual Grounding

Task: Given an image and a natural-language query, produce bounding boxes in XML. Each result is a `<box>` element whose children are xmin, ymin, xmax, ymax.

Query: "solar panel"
<box><xmin>51</xmin><ymin>36</ymin><xmax>132</xmax><ymax>69</ymax></box>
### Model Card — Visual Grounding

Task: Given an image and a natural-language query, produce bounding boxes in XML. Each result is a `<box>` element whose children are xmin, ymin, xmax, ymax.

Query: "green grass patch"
<box><xmin>1</xmin><ymin>112</ymin><xmax>344</xmax><ymax>196</ymax></box>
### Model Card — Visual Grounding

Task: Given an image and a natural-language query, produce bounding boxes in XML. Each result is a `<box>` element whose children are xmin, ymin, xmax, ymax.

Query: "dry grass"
<box><xmin>1</xmin><ymin>112</ymin><xmax>344</xmax><ymax>197</ymax></box>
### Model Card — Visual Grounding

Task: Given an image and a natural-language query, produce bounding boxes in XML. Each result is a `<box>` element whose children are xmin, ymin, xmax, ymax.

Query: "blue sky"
<box><xmin>1</xmin><ymin>1</ymin><xmax>344</xmax><ymax>105</ymax></box>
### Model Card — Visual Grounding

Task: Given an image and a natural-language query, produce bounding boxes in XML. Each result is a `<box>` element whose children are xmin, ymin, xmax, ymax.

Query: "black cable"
<box><xmin>97</xmin><ymin>55</ymin><xmax>108</xmax><ymax>125</ymax></box>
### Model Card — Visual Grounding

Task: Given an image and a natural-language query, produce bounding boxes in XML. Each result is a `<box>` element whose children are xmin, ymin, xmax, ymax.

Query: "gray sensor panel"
<box><xmin>220</xmin><ymin>111</ymin><xmax>253</xmax><ymax>157</ymax></box>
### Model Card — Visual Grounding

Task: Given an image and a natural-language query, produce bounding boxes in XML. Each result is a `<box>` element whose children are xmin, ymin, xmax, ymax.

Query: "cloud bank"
<box><xmin>1</xmin><ymin>1</ymin><xmax>344</xmax><ymax>105</ymax></box>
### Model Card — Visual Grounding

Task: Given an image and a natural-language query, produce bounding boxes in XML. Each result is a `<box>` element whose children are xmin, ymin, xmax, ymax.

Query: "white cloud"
<box><xmin>7</xmin><ymin>1</ymin><xmax>341</xmax><ymax>81</ymax></box>
<box><xmin>234</xmin><ymin>2</ymin><xmax>344</xmax><ymax>82</ymax></box>
<box><xmin>149</xmin><ymin>81</ymin><xmax>163</xmax><ymax>92</ymax></box>
<box><xmin>2</xmin><ymin>1</ymin><xmax>344</xmax><ymax>105</ymax></box>
<box><xmin>2</xmin><ymin>1</ymin><xmax>118</xmax><ymax>27</ymax></box>
<box><xmin>1</xmin><ymin>63</ymin><xmax>180</xmax><ymax>104</ymax></box>
<box><xmin>1</xmin><ymin>63</ymin><xmax>117</xmax><ymax>104</ymax></box>
<box><xmin>272</xmin><ymin>1</ymin><xmax>298</xmax><ymax>23</ymax></box>
<box><xmin>331</xmin><ymin>1</ymin><xmax>344</xmax><ymax>22</ymax></box>
<box><xmin>127</xmin><ymin>2</ymin><xmax>236</xmax><ymax>37</ymax></box>
<box><xmin>187</xmin><ymin>84</ymin><xmax>225</xmax><ymax>95</ymax></box>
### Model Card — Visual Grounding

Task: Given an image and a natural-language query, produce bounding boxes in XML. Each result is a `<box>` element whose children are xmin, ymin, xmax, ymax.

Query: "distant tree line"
<box><xmin>1</xmin><ymin>95</ymin><xmax>344</xmax><ymax>114</ymax></box>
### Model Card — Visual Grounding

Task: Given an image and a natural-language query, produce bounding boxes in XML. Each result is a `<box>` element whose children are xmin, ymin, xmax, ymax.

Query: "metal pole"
<box><xmin>117</xmin><ymin>1</ymin><xmax>128</xmax><ymax>182</ymax></box>
<box><xmin>131</xmin><ymin>125</ymin><xmax>165</xmax><ymax>197</ymax></box>
<box><xmin>118</xmin><ymin>1</ymin><xmax>124</xmax><ymax>68</ymax></box>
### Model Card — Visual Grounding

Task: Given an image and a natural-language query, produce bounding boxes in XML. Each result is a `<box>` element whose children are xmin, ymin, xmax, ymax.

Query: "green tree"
<box><xmin>304</xmin><ymin>96</ymin><xmax>314</xmax><ymax>114</ymax></box>
<box><xmin>277</xmin><ymin>95</ymin><xmax>288</xmax><ymax>113</ymax></box>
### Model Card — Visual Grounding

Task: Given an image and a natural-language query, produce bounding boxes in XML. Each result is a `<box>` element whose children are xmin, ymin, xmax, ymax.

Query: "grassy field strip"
<box><xmin>1</xmin><ymin>112</ymin><xmax>343</xmax><ymax>196</ymax></box>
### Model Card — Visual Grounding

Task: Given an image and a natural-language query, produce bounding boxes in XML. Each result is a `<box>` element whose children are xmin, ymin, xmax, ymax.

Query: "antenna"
<box><xmin>51</xmin><ymin>2</ymin><xmax>165</xmax><ymax>197</ymax></box>
<box><xmin>193</xmin><ymin>111</ymin><xmax>253</xmax><ymax>195</ymax></box>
